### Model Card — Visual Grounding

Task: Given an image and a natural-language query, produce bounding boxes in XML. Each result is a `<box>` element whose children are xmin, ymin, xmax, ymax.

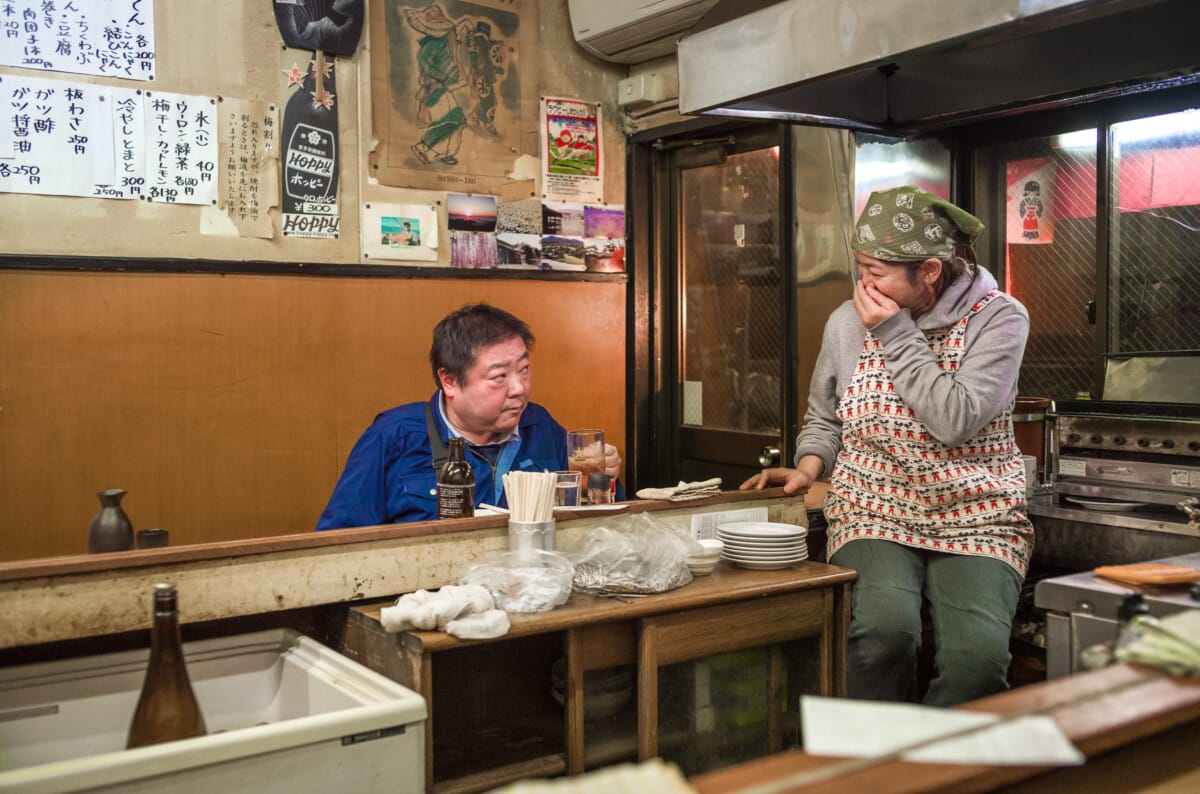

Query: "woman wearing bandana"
<box><xmin>743</xmin><ymin>186</ymin><xmax>1033</xmax><ymax>706</ymax></box>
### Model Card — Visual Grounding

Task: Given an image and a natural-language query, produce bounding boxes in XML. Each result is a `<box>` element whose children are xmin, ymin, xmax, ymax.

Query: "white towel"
<box><xmin>380</xmin><ymin>585</ymin><xmax>496</xmax><ymax>633</ymax></box>
<box><xmin>446</xmin><ymin>608</ymin><xmax>511</xmax><ymax>640</ymax></box>
<box><xmin>635</xmin><ymin>477</ymin><xmax>722</xmax><ymax>501</ymax></box>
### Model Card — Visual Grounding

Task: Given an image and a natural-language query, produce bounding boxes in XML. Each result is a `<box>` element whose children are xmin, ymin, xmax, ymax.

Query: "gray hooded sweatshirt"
<box><xmin>796</xmin><ymin>265</ymin><xmax>1030</xmax><ymax>476</ymax></box>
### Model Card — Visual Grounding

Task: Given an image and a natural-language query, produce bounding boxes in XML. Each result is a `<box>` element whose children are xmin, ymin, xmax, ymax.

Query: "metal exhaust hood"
<box><xmin>678</xmin><ymin>0</ymin><xmax>1200</xmax><ymax>134</ymax></box>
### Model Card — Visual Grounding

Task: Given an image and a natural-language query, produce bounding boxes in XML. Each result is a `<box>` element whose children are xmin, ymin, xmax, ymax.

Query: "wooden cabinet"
<box><xmin>340</xmin><ymin>562</ymin><xmax>854</xmax><ymax>794</ymax></box>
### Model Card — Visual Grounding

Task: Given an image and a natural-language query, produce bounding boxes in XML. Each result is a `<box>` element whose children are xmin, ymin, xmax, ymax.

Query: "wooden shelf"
<box><xmin>342</xmin><ymin>563</ymin><xmax>854</xmax><ymax>793</ymax></box>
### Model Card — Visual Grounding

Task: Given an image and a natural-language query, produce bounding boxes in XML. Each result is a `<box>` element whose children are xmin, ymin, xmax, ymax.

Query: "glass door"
<box><xmin>673</xmin><ymin>130</ymin><xmax>787</xmax><ymax>485</ymax></box>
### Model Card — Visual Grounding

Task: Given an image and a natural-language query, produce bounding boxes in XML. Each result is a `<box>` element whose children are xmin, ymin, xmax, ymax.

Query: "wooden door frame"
<box><xmin>627</xmin><ymin>119</ymin><xmax>797</xmax><ymax>491</ymax></box>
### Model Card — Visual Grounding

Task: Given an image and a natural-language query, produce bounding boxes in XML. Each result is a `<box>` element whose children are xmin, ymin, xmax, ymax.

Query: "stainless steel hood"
<box><xmin>678</xmin><ymin>0</ymin><xmax>1200</xmax><ymax>133</ymax></box>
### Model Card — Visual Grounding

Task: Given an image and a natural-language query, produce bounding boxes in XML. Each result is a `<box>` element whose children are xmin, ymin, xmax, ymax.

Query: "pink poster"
<box><xmin>1006</xmin><ymin>157</ymin><xmax>1056</xmax><ymax>244</ymax></box>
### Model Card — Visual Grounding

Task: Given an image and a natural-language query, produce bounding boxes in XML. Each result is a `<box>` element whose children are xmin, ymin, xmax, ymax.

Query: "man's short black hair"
<box><xmin>430</xmin><ymin>303</ymin><xmax>534</xmax><ymax>387</ymax></box>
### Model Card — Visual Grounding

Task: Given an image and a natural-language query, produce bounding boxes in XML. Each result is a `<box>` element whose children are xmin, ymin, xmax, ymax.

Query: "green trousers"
<box><xmin>830</xmin><ymin>539</ymin><xmax>1023</xmax><ymax>707</ymax></box>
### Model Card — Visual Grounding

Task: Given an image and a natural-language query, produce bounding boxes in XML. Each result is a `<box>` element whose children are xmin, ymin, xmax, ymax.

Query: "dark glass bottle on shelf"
<box><xmin>87</xmin><ymin>488</ymin><xmax>134</xmax><ymax>553</ymax></box>
<box><xmin>437</xmin><ymin>437</ymin><xmax>475</xmax><ymax>519</ymax></box>
<box><xmin>127</xmin><ymin>583</ymin><xmax>208</xmax><ymax>749</ymax></box>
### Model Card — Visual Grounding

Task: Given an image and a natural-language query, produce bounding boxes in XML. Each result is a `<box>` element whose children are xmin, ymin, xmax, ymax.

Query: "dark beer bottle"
<box><xmin>437</xmin><ymin>437</ymin><xmax>475</xmax><ymax>519</ymax></box>
<box><xmin>126</xmin><ymin>583</ymin><xmax>208</xmax><ymax>748</ymax></box>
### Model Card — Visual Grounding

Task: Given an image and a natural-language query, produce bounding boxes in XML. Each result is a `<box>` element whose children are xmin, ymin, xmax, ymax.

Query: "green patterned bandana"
<box><xmin>852</xmin><ymin>186</ymin><xmax>984</xmax><ymax>263</ymax></box>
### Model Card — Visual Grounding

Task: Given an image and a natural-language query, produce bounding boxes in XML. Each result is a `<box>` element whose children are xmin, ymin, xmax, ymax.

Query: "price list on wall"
<box><xmin>0</xmin><ymin>0</ymin><xmax>156</xmax><ymax>80</ymax></box>
<box><xmin>0</xmin><ymin>74</ymin><xmax>216</xmax><ymax>204</ymax></box>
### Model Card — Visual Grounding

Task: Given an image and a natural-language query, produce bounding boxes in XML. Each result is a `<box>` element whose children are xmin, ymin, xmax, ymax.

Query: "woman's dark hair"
<box><xmin>430</xmin><ymin>303</ymin><xmax>534</xmax><ymax>387</ymax></box>
<box><xmin>907</xmin><ymin>240</ymin><xmax>976</xmax><ymax>296</ymax></box>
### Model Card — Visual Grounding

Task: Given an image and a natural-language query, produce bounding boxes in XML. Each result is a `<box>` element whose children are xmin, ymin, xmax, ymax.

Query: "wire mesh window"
<box><xmin>975</xmin><ymin>133</ymin><xmax>1098</xmax><ymax>401</ymax></box>
<box><xmin>1109</xmin><ymin>109</ymin><xmax>1200</xmax><ymax>355</ymax></box>
<box><xmin>680</xmin><ymin>147</ymin><xmax>781</xmax><ymax>434</ymax></box>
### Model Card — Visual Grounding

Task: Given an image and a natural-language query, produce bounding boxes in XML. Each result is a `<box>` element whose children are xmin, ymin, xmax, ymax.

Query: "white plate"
<box><xmin>1065</xmin><ymin>496</ymin><xmax>1148</xmax><ymax>512</ymax></box>
<box><xmin>720</xmin><ymin>554</ymin><xmax>806</xmax><ymax>566</ymax></box>
<box><xmin>718</xmin><ymin>536</ymin><xmax>808</xmax><ymax>549</ymax></box>
<box><xmin>720</xmin><ymin>544</ymin><xmax>806</xmax><ymax>556</ymax></box>
<box><xmin>733</xmin><ymin>558</ymin><xmax>808</xmax><ymax>571</ymax></box>
<box><xmin>717</xmin><ymin>522</ymin><xmax>807</xmax><ymax>539</ymax></box>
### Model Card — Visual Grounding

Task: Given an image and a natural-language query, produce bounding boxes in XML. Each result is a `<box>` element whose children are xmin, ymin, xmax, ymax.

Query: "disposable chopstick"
<box><xmin>502</xmin><ymin>471</ymin><xmax>555</xmax><ymax>523</ymax></box>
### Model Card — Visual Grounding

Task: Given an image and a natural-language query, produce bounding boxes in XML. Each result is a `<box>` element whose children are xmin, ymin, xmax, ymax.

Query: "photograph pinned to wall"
<box><xmin>450</xmin><ymin>231</ymin><xmax>499</xmax><ymax>269</ymax></box>
<box><xmin>497</xmin><ymin>234</ymin><xmax>541</xmax><ymax>269</ymax></box>
<box><xmin>540</xmin><ymin>230</ymin><xmax>585</xmax><ymax>272</ymax></box>
<box><xmin>273</xmin><ymin>0</ymin><xmax>365</xmax><ymax>55</ymax></box>
<box><xmin>447</xmin><ymin>192</ymin><xmax>498</xmax><ymax>232</ymax></box>
<box><xmin>541</xmin><ymin>200</ymin><xmax>584</xmax><ymax>237</ymax></box>
<box><xmin>0</xmin><ymin>0</ymin><xmax>156</xmax><ymax>80</ymax></box>
<box><xmin>218</xmin><ymin>97</ymin><xmax>280</xmax><ymax>239</ymax></box>
<box><xmin>582</xmin><ymin>203</ymin><xmax>625</xmax><ymax>272</ymax></box>
<box><xmin>1007</xmin><ymin>157</ymin><xmax>1056</xmax><ymax>245</ymax></box>
<box><xmin>361</xmin><ymin>201</ymin><xmax>438</xmax><ymax>262</ymax></box>
<box><xmin>497</xmin><ymin>197</ymin><xmax>543</xmax><ymax>235</ymax></box>
<box><xmin>495</xmin><ymin>197</ymin><xmax>541</xmax><ymax>269</ymax></box>
<box><xmin>279</xmin><ymin>49</ymin><xmax>340</xmax><ymax>239</ymax></box>
<box><xmin>541</xmin><ymin>96</ymin><xmax>602</xmax><ymax>203</ymax></box>
<box><xmin>369</xmin><ymin>0</ymin><xmax>537</xmax><ymax>195</ymax></box>
<box><xmin>144</xmin><ymin>92</ymin><xmax>219</xmax><ymax>206</ymax></box>
<box><xmin>541</xmin><ymin>200</ymin><xmax>586</xmax><ymax>270</ymax></box>
<box><xmin>448</xmin><ymin>193</ymin><xmax>500</xmax><ymax>267</ymax></box>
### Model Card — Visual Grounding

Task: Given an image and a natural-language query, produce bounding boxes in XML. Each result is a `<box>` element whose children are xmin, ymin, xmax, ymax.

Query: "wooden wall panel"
<box><xmin>0</xmin><ymin>271</ymin><xmax>626</xmax><ymax>561</ymax></box>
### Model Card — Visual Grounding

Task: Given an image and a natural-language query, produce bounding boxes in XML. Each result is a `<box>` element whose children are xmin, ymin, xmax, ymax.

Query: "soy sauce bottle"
<box><xmin>437</xmin><ymin>437</ymin><xmax>475</xmax><ymax>519</ymax></box>
<box><xmin>127</xmin><ymin>583</ymin><xmax>207</xmax><ymax>748</ymax></box>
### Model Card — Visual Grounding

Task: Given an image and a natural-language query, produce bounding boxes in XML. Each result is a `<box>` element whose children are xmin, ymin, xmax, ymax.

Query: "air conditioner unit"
<box><xmin>568</xmin><ymin>0</ymin><xmax>719</xmax><ymax>64</ymax></box>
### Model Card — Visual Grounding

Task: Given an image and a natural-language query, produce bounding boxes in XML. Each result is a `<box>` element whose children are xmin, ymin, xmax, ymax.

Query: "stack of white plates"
<box><xmin>716</xmin><ymin>522</ymin><xmax>808</xmax><ymax>570</ymax></box>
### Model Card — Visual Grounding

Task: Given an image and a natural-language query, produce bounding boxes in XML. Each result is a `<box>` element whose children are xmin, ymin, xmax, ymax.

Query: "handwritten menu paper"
<box><xmin>144</xmin><ymin>91</ymin><xmax>218</xmax><ymax>205</ymax></box>
<box><xmin>0</xmin><ymin>74</ymin><xmax>116</xmax><ymax>197</ymax></box>
<box><xmin>800</xmin><ymin>696</ymin><xmax>1085</xmax><ymax>766</ymax></box>
<box><xmin>0</xmin><ymin>0</ymin><xmax>156</xmax><ymax>80</ymax></box>
<box><xmin>219</xmin><ymin>96</ymin><xmax>279</xmax><ymax>238</ymax></box>
<box><xmin>1</xmin><ymin>74</ymin><xmax>218</xmax><ymax>205</ymax></box>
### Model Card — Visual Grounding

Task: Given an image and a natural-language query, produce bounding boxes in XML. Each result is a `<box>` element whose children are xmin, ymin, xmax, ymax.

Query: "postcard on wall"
<box><xmin>361</xmin><ymin>201</ymin><xmax>439</xmax><ymax>262</ymax></box>
<box><xmin>540</xmin><ymin>200</ymin><xmax>586</xmax><ymax>271</ymax></box>
<box><xmin>541</xmin><ymin>97</ymin><xmax>602</xmax><ymax>204</ymax></box>
<box><xmin>1007</xmin><ymin>157</ymin><xmax>1056</xmax><ymax>245</ymax></box>
<box><xmin>583</xmin><ymin>203</ymin><xmax>626</xmax><ymax>273</ymax></box>
<box><xmin>218</xmin><ymin>97</ymin><xmax>280</xmax><ymax>239</ymax></box>
<box><xmin>280</xmin><ymin>51</ymin><xmax>340</xmax><ymax>239</ymax></box>
<box><xmin>0</xmin><ymin>0</ymin><xmax>156</xmax><ymax>80</ymax></box>
<box><xmin>495</xmin><ymin>197</ymin><xmax>542</xmax><ymax>269</ymax></box>
<box><xmin>368</xmin><ymin>0</ymin><xmax>538</xmax><ymax>196</ymax></box>
<box><xmin>0</xmin><ymin>74</ymin><xmax>142</xmax><ymax>199</ymax></box>
<box><xmin>144</xmin><ymin>91</ymin><xmax>219</xmax><ymax>205</ymax></box>
<box><xmin>449</xmin><ymin>192</ymin><xmax>499</xmax><ymax>268</ymax></box>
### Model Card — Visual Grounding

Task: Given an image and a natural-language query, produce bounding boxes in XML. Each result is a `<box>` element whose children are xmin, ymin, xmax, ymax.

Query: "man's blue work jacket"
<box><xmin>315</xmin><ymin>392</ymin><xmax>568</xmax><ymax>529</ymax></box>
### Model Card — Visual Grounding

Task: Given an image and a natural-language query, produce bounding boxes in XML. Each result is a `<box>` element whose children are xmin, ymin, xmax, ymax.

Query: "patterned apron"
<box><xmin>824</xmin><ymin>291</ymin><xmax>1033</xmax><ymax>575</ymax></box>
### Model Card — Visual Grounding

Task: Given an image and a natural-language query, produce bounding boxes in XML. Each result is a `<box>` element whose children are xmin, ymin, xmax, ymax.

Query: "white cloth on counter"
<box><xmin>445</xmin><ymin>608</ymin><xmax>511</xmax><ymax>640</ymax></box>
<box><xmin>487</xmin><ymin>759</ymin><xmax>695</xmax><ymax>794</ymax></box>
<box><xmin>380</xmin><ymin>584</ymin><xmax>509</xmax><ymax>639</ymax></box>
<box><xmin>635</xmin><ymin>477</ymin><xmax>722</xmax><ymax>502</ymax></box>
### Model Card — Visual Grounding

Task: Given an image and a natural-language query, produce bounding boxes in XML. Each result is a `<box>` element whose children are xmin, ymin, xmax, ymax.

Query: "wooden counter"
<box><xmin>0</xmin><ymin>488</ymin><xmax>819</xmax><ymax>650</ymax></box>
<box><xmin>690</xmin><ymin>663</ymin><xmax>1200</xmax><ymax>793</ymax></box>
<box><xmin>342</xmin><ymin>560</ymin><xmax>855</xmax><ymax>794</ymax></box>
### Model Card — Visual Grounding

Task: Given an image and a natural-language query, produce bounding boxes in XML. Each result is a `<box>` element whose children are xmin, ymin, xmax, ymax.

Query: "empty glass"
<box><xmin>553</xmin><ymin>470</ymin><xmax>582</xmax><ymax>507</ymax></box>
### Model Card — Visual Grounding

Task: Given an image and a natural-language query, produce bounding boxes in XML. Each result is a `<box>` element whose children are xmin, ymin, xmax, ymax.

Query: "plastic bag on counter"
<box><xmin>568</xmin><ymin>513</ymin><xmax>694</xmax><ymax>596</ymax></box>
<box><xmin>461</xmin><ymin>549</ymin><xmax>574</xmax><ymax>613</ymax></box>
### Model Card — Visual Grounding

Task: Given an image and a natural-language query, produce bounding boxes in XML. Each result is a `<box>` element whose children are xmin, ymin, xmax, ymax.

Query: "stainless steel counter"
<box><xmin>1034</xmin><ymin>552</ymin><xmax>1200</xmax><ymax>678</ymax></box>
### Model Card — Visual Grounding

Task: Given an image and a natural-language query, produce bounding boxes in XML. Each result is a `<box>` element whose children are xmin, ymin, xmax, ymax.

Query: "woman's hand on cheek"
<box><xmin>853</xmin><ymin>280</ymin><xmax>900</xmax><ymax>329</ymax></box>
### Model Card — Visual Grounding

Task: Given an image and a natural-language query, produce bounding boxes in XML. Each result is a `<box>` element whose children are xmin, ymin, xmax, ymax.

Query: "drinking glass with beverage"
<box><xmin>567</xmin><ymin>429</ymin><xmax>605</xmax><ymax>503</ymax></box>
<box><xmin>554</xmin><ymin>470</ymin><xmax>582</xmax><ymax>507</ymax></box>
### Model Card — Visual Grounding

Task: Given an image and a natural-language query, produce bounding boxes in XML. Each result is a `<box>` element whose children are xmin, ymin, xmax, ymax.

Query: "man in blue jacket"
<box><xmin>316</xmin><ymin>303</ymin><xmax>621</xmax><ymax>528</ymax></box>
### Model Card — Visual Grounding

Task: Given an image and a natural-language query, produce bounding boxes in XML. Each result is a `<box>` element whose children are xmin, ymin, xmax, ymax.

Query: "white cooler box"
<box><xmin>0</xmin><ymin>628</ymin><xmax>426</xmax><ymax>793</ymax></box>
